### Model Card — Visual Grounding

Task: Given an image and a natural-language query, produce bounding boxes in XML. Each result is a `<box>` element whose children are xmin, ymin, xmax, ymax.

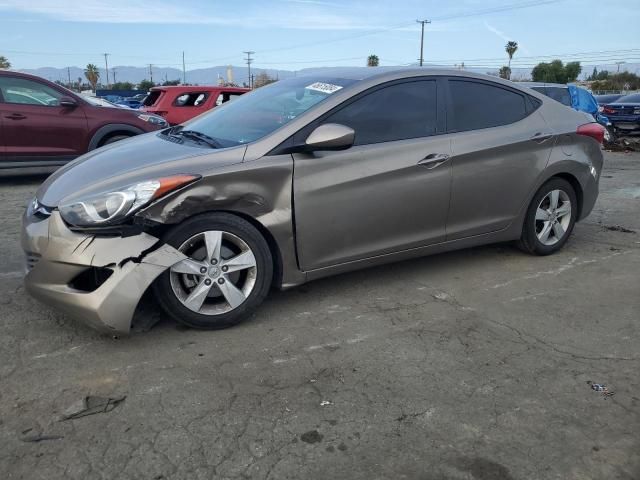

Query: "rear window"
<box><xmin>618</xmin><ymin>93</ymin><xmax>640</xmax><ymax>103</ymax></box>
<box><xmin>174</xmin><ymin>92</ymin><xmax>208</xmax><ymax>107</ymax></box>
<box><xmin>215</xmin><ymin>92</ymin><xmax>245</xmax><ymax>106</ymax></box>
<box><xmin>143</xmin><ymin>91</ymin><xmax>161</xmax><ymax>106</ymax></box>
<box><xmin>448</xmin><ymin>80</ymin><xmax>528</xmax><ymax>132</ymax></box>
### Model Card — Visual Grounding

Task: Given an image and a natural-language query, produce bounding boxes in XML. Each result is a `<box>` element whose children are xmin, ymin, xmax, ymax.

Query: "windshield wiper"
<box><xmin>175</xmin><ymin>130</ymin><xmax>223</xmax><ymax>149</ymax></box>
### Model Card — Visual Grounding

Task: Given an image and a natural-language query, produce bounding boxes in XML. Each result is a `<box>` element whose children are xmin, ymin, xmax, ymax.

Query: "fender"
<box><xmin>88</xmin><ymin>124</ymin><xmax>145</xmax><ymax>150</ymax></box>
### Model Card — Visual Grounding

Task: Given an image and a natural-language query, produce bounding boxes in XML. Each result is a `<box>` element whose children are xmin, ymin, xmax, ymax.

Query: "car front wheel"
<box><xmin>518</xmin><ymin>178</ymin><xmax>577</xmax><ymax>255</ymax></box>
<box><xmin>153</xmin><ymin>213</ymin><xmax>273</xmax><ymax>329</ymax></box>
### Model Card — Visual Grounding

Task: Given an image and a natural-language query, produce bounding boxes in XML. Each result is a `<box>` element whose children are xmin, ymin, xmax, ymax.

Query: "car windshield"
<box><xmin>617</xmin><ymin>93</ymin><xmax>640</xmax><ymax>103</ymax></box>
<box><xmin>530</xmin><ymin>86</ymin><xmax>572</xmax><ymax>107</ymax></box>
<box><xmin>179</xmin><ymin>76</ymin><xmax>357</xmax><ymax>147</ymax></box>
<box><xmin>84</xmin><ymin>96</ymin><xmax>119</xmax><ymax>107</ymax></box>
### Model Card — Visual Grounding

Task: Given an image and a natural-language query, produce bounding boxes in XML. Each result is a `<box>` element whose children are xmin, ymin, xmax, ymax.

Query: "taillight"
<box><xmin>577</xmin><ymin>123</ymin><xmax>605</xmax><ymax>144</ymax></box>
<box><xmin>602</xmin><ymin>106</ymin><xmax>615</xmax><ymax>114</ymax></box>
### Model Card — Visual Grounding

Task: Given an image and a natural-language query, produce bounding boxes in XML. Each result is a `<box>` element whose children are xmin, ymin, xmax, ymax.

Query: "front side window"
<box><xmin>324</xmin><ymin>80</ymin><xmax>437</xmax><ymax>146</ymax></box>
<box><xmin>0</xmin><ymin>76</ymin><xmax>62</xmax><ymax>106</ymax></box>
<box><xmin>448</xmin><ymin>80</ymin><xmax>528</xmax><ymax>132</ymax></box>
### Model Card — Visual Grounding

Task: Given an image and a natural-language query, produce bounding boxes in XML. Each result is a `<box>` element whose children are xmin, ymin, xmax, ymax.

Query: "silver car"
<box><xmin>22</xmin><ymin>68</ymin><xmax>604</xmax><ymax>334</ymax></box>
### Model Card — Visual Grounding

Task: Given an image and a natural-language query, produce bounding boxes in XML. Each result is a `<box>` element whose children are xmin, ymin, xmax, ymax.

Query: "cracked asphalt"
<box><xmin>1</xmin><ymin>151</ymin><xmax>639</xmax><ymax>480</ymax></box>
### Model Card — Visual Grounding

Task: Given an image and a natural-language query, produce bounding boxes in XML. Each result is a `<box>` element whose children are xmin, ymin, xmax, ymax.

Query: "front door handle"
<box><xmin>417</xmin><ymin>153</ymin><xmax>450</xmax><ymax>170</ymax></box>
<box><xmin>5</xmin><ymin>113</ymin><xmax>27</xmax><ymax>120</ymax></box>
<box><xmin>530</xmin><ymin>132</ymin><xmax>553</xmax><ymax>143</ymax></box>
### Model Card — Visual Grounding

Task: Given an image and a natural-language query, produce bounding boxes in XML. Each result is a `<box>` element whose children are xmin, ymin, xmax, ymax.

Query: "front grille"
<box><xmin>25</xmin><ymin>252</ymin><xmax>41</xmax><ymax>272</ymax></box>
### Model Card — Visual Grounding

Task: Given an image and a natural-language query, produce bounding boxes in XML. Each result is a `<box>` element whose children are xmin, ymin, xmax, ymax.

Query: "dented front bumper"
<box><xmin>21</xmin><ymin>211</ymin><xmax>186</xmax><ymax>334</ymax></box>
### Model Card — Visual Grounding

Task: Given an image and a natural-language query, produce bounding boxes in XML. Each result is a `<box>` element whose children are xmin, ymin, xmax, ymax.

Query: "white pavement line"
<box><xmin>488</xmin><ymin>251</ymin><xmax>631</xmax><ymax>290</ymax></box>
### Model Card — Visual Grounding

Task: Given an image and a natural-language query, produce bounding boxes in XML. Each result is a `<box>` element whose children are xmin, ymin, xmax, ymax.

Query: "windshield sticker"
<box><xmin>305</xmin><ymin>82</ymin><xmax>343</xmax><ymax>94</ymax></box>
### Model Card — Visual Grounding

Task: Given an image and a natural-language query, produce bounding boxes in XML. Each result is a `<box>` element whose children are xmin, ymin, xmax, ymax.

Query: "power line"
<box><xmin>243</xmin><ymin>51</ymin><xmax>254</xmax><ymax>89</ymax></box>
<box><xmin>416</xmin><ymin>19</ymin><xmax>430</xmax><ymax>67</ymax></box>
<box><xmin>103</xmin><ymin>53</ymin><xmax>109</xmax><ymax>87</ymax></box>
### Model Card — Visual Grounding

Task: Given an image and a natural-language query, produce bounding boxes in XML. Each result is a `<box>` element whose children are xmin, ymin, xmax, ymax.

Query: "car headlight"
<box><xmin>59</xmin><ymin>175</ymin><xmax>199</xmax><ymax>227</ymax></box>
<box><xmin>137</xmin><ymin>113</ymin><xmax>168</xmax><ymax>127</ymax></box>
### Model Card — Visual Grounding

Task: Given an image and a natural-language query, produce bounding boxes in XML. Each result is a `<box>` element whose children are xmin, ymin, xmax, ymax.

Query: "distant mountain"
<box><xmin>18</xmin><ymin>62</ymin><xmax>640</xmax><ymax>86</ymax></box>
<box><xmin>18</xmin><ymin>65</ymin><xmax>295</xmax><ymax>87</ymax></box>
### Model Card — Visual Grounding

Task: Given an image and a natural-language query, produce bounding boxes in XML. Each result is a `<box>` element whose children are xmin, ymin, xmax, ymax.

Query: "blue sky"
<box><xmin>1</xmin><ymin>0</ymin><xmax>639</xmax><ymax>73</ymax></box>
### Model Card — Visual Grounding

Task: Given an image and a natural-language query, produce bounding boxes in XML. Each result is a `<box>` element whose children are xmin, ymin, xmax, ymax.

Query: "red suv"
<box><xmin>0</xmin><ymin>71</ymin><xmax>168</xmax><ymax>172</ymax></box>
<box><xmin>141</xmin><ymin>85</ymin><xmax>250</xmax><ymax>125</ymax></box>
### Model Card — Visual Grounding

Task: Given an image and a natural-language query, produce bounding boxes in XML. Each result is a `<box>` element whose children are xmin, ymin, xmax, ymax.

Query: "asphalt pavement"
<box><xmin>0</xmin><ymin>150</ymin><xmax>639</xmax><ymax>480</ymax></box>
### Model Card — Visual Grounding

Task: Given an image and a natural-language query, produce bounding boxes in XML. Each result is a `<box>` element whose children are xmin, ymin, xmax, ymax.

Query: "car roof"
<box><xmin>294</xmin><ymin>66</ymin><xmax>537</xmax><ymax>90</ymax></box>
<box><xmin>150</xmin><ymin>85</ymin><xmax>250</xmax><ymax>92</ymax></box>
<box><xmin>518</xmin><ymin>81</ymin><xmax>568</xmax><ymax>88</ymax></box>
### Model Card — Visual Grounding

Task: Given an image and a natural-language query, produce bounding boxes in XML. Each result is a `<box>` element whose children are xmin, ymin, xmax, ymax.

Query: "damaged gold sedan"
<box><xmin>22</xmin><ymin>68</ymin><xmax>603</xmax><ymax>334</ymax></box>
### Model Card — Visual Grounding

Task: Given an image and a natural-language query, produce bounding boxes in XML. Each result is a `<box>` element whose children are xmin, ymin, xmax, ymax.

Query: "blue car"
<box><xmin>522</xmin><ymin>82</ymin><xmax>615</xmax><ymax>143</ymax></box>
<box><xmin>115</xmin><ymin>98</ymin><xmax>143</xmax><ymax>109</ymax></box>
<box><xmin>602</xmin><ymin>93</ymin><xmax>640</xmax><ymax>135</ymax></box>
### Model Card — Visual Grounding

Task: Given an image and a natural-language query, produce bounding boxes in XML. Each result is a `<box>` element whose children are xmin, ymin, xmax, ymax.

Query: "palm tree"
<box><xmin>505</xmin><ymin>41</ymin><xmax>518</xmax><ymax>79</ymax></box>
<box><xmin>0</xmin><ymin>55</ymin><xmax>11</xmax><ymax>69</ymax></box>
<box><xmin>84</xmin><ymin>64</ymin><xmax>100</xmax><ymax>91</ymax></box>
<box><xmin>367</xmin><ymin>54</ymin><xmax>379</xmax><ymax>67</ymax></box>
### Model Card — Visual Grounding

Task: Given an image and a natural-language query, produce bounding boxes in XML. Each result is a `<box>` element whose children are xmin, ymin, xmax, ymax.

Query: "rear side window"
<box><xmin>448</xmin><ymin>80</ymin><xmax>528</xmax><ymax>132</ymax></box>
<box><xmin>174</xmin><ymin>92</ymin><xmax>208</xmax><ymax>107</ymax></box>
<box><xmin>215</xmin><ymin>92</ymin><xmax>244</xmax><ymax>106</ymax></box>
<box><xmin>143</xmin><ymin>91</ymin><xmax>161</xmax><ymax>106</ymax></box>
<box><xmin>324</xmin><ymin>80</ymin><xmax>437</xmax><ymax>146</ymax></box>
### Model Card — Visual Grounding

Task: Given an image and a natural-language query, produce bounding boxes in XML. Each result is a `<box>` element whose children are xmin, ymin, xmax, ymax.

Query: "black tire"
<box><xmin>604</xmin><ymin>126</ymin><xmax>616</xmax><ymax>146</ymax></box>
<box><xmin>101</xmin><ymin>134</ymin><xmax>131</xmax><ymax>146</ymax></box>
<box><xmin>517</xmin><ymin>178</ymin><xmax>578</xmax><ymax>256</ymax></box>
<box><xmin>153</xmin><ymin>212</ymin><xmax>273</xmax><ymax>330</ymax></box>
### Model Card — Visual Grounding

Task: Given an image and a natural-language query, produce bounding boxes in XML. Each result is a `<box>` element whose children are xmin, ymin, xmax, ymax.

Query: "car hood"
<box><xmin>37</xmin><ymin>132</ymin><xmax>247</xmax><ymax>206</ymax></box>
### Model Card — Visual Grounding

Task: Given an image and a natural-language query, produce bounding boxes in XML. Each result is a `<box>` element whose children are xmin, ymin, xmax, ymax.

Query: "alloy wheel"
<box><xmin>169</xmin><ymin>230</ymin><xmax>257</xmax><ymax>315</ymax></box>
<box><xmin>535</xmin><ymin>189</ymin><xmax>572</xmax><ymax>246</ymax></box>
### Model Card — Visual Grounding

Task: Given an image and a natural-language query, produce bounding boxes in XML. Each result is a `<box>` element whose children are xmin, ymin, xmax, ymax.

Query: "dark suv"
<box><xmin>0</xmin><ymin>71</ymin><xmax>168</xmax><ymax>173</ymax></box>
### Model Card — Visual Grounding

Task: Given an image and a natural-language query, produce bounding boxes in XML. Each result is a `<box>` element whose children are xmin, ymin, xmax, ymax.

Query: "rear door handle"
<box><xmin>530</xmin><ymin>132</ymin><xmax>553</xmax><ymax>143</ymax></box>
<box><xmin>417</xmin><ymin>153</ymin><xmax>450</xmax><ymax>170</ymax></box>
<box><xmin>5</xmin><ymin>113</ymin><xmax>27</xmax><ymax>120</ymax></box>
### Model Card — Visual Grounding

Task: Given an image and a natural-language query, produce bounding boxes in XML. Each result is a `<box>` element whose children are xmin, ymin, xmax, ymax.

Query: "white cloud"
<box><xmin>0</xmin><ymin>0</ymin><xmax>380</xmax><ymax>30</ymax></box>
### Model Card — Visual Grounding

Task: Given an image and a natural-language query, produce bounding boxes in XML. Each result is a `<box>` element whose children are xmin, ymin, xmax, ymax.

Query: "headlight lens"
<box><xmin>59</xmin><ymin>175</ymin><xmax>198</xmax><ymax>227</ymax></box>
<box><xmin>137</xmin><ymin>113</ymin><xmax>168</xmax><ymax>127</ymax></box>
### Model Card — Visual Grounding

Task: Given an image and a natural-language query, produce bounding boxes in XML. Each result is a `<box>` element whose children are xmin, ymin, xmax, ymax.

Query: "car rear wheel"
<box><xmin>604</xmin><ymin>126</ymin><xmax>616</xmax><ymax>145</ymax></box>
<box><xmin>153</xmin><ymin>213</ymin><xmax>273</xmax><ymax>329</ymax></box>
<box><xmin>101</xmin><ymin>134</ymin><xmax>131</xmax><ymax>146</ymax></box>
<box><xmin>518</xmin><ymin>178</ymin><xmax>577</xmax><ymax>256</ymax></box>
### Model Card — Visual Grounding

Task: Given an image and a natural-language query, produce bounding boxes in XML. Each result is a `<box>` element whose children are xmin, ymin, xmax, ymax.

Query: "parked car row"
<box><xmin>0</xmin><ymin>71</ymin><xmax>251</xmax><ymax>171</ymax></box>
<box><xmin>521</xmin><ymin>82</ymin><xmax>617</xmax><ymax>143</ymax></box>
<box><xmin>0</xmin><ymin>71</ymin><xmax>168</xmax><ymax>171</ymax></box>
<box><xmin>598</xmin><ymin>93</ymin><xmax>640</xmax><ymax>134</ymax></box>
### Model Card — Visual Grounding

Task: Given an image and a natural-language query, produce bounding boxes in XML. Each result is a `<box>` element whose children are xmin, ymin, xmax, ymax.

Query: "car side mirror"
<box><xmin>304</xmin><ymin>123</ymin><xmax>355</xmax><ymax>152</ymax></box>
<box><xmin>59</xmin><ymin>96</ymin><xmax>78</xmax><ymax>108</ymax></box>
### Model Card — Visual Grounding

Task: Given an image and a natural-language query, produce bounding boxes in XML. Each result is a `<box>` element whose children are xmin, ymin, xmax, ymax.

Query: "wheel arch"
<box><xmin>145</xmin><ymin>209</ymin><xmax>285</xmax><ymax>290</ymax></box>
<box><xmin>550</xmin><ymin>172</ymin><xmax>584</xmax><ymax>220</ymax></box>
<box><xmin>89</xmin><ymin>124</ymin><xmax>145</xmax><ymax>150</ymax></box>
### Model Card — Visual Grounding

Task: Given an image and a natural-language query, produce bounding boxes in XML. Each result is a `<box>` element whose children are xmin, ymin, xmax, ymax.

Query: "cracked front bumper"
<box><xmin>21</xmin><ymin>211</ymin><xmax>185</xmax><ymax>334</ymax></box>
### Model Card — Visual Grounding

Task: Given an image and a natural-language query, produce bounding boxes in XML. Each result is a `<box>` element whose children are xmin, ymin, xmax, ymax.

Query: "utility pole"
<box><xmin>149</xmin><ymin>64</ymin><xmax>154</xmax><ymax>84</ymax></box>
<box><xmin>103</xmin><ymin>53</ymin><xmax>110</xmax><ymax>88</ymax></box>
<box><xmin>182</xmin><ymin>51</ymin><xmax>186</xmax><ymax>84</ymax></box>
<box><xmin>615</xmin><ymin>61</ymin><xmax>625</xmax><ymax>73</ymax></box>
<box><xmin>243</xmin><ymin>51</ymin><xmax>254</xmax><ymax>89</ymax></box>
<box><xmin>416</xmin><ymin>19</ymin><xmax>430</xmax><ymax>67</ymax></box>
<box><xmin>112</xmin><ymin>69</ymin><xmax>117</xmax><ymax>84</ymax></box>
<box><xmin>67</xmin><ymin>67</ymin><xmax>71</xmax><ymax>88</ymax></box>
